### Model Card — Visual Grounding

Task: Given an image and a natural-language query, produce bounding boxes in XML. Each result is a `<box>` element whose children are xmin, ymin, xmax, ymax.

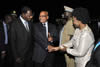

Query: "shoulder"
<box><xmin>82</xmin><ymin>25</ymin><xmax>93</xmax><ymax>37</ymax></box>
<box><xmin>11</xmin><ymin>20</ymin><xmax>18</xmax><ymax>26</ymax></box>
<box><xmin>48</xmin><ymin>22</ymin><xmax>56</xmax><ymax>28</ymax></box>
<box><xmin>10</xmin><ymin>19</ymin><xmax>21</xmax><ymax>28</ymax></box>
<box><xmin>32</xmin><ymin>22</ymin><xmax>41</xmax><ymax>30</ymax></box>
<box><xmin>81</xmin><ymin>29</ymin><xmax>95</xmax><ymax>43</ymax></box>
<box><xmin>0</xmin><ymin>22</ymin><xmax>3</xmax><ymax>31</ymax></box>
<box><xmin>48</xmin><ymin>22</ymin><xmax>55</xmax><ymax>25</ymax></box>
<box><xmin>0</xmin><ymin>21</ymin><xmax>3</xmax><ymax>27</ymax></box>
<box><xmin>32</xmin><ymin>22</ymin><xmax>40</xmax><ymax>27</ymax></box>
<box><xmin>81</xmin><ymin>30</ymin><xmax>93</xmax><ymax>39</ymax></box>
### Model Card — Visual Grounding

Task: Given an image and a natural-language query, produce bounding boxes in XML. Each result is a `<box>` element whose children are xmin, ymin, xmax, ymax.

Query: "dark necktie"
<box><xmin>6</xmin><ymin>24</ymin><xmax>9</xmax><ymax>31</ymax></box>
<box><xmin>42</xmin><ymin>23</ymin><xmax>46</xmax><ymax>37</ymax></box>
<box><xmin>43</xmin><ymin>23</ymin><xmax>46</xmax><ymax>27</ymax></box>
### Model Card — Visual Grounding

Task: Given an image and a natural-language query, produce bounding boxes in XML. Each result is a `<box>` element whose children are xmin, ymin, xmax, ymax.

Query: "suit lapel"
<box><xmin>38</xmin><ymin>23</ymin><xmax>47</xmax><ymax>39</ymax></box>
<box><xmin>18</xmin><ymin>18</ymin><xmax>30</xmax><ymax>33</ymax></box>
<box><xmin>0</xmin><ymin>21</ymin><xmax>5</xmax><ymax>40</ymax></box>
<box><xmin>48</xmin><ymin>23</ymin><xmax>53</xmax><ymax>36</ymax></box>
<box><xmin>0</xmin><ymin>22</ymin><xmax>4</xmax><ymax>32</ymax></box>
<box><xmin>48</xmin><ymin>23</ymin><xmax>51</xmax><ymax>33</ymax></box>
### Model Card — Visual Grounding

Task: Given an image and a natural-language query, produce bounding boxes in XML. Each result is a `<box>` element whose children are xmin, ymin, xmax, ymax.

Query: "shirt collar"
<box><xmin>80</xmin><ymin>24</ymin><xmax>92</xmax><ymax>33</ymax></box>
<box><xmin>3</xmin><ymin>21</ymin><xmax>6</xmax><ymax>25</ymax></box>
<box><xmin>20</xmin><ymin>15</ymin><xmax>27</xmax><ymax>23</ymax></box>
<box><xmin>42</xmin><ymin>22</ymin><xmax>48</xmax><ymax>26</ymax></box>
<box><xmin>45</xmin><ymin>22</ymin><xmax>48</xmax><ymax>26</ymax></box>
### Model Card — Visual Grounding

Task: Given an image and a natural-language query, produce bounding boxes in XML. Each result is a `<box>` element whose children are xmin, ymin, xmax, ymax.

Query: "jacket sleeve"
<box><xmin>9</xmin><ymin>23</ymin><xmax>19</xmax><ymax>59</ymax></box>
<box><xmin>67</xmin><ymin>32</ymin><xmax>94</xmax><ymax>57</ymax></box>
<box><xmin>95</xmin><ymin>46</ymin><xmax>100</xmax><ymax>67</ymax></box>
<box><xmin>0</xmin><ymin>31</ymin><xmax>6</xmax><ymax>51</ymax></box>
<box><xmin>32</xmin><ymin>24</ymin><xmax>48</xmax><ymax>50</ymax></box>
<box><xmin>85</xmin><ymin>60</ymin><xmax>96</xmax><ymax>67</ymax></box>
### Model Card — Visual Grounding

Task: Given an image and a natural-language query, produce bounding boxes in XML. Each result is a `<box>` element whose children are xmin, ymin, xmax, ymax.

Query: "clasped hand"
<box><xmin>48</xmin><ymin>44</ymin><xmax>67</xmax><ymax>52</ymax></box>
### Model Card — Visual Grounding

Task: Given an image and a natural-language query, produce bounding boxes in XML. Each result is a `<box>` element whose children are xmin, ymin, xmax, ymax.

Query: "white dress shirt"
<box><xmin>61</xmin><ymin>25</ymin><xmax>95</xmax><ymax>67</ymax></box>
<box><xmin>3</xmin><ymin>21</ymin><xmax>8</xmax><ymax>44</ymax></box>
<box><xmin>42</xmin><ymin>22</ymin><xmax>48</xmax><ymax>37</ymax></box>
<box><xmin>20</xmin><ymin>16</ymin><xmax>29</xmax><ymax>31</ymax></box>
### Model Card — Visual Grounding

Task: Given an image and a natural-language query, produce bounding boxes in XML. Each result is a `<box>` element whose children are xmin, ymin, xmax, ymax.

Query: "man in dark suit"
<box><xmin>32</xmin><ymin>11</ymin><xmax>58</xmax><ymax>67</ymax></box>
<box><xmin>0</xmin><ymin>20</ymin><xmax>6</xmax><ymax>67</ymax></box>
<box><xmin>0</xmin><ymin>14</ymin><xmax>13</xmax><ymax>66</ymax></box>
<box><xmin>9</xmin><ymin>6</ymin><xmax>33</xmax><ymax>67</ymax></box>
<box><xmin>86</xmin><ymin>39</ymin><xmax>100</xmax><ymax>67</ymax></box>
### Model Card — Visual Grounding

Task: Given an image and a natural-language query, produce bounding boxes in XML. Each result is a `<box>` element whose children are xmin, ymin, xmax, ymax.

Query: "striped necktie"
<box><xmin>25</xmin><ymin>21</ymin><xmax>29</xmax><ymax>31</ymax></box>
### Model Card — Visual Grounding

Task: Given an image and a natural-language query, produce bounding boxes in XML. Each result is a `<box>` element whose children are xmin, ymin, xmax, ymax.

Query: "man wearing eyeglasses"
<box><xmin>32</xmin><ymin>11</ymin><xmax>58</xmax><ymax>67</ymax></box>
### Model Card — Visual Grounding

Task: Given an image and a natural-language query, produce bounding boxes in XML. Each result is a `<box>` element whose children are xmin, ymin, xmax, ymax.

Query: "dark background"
<box><xmin>0</xmin><ymin>0</ymin><xmax>99</xmax><ymax>67</ymax></box>
<box><xmin>0</xmin><ymin>0</ymin><xmax>100</xmax><ymax>21</ymax></box>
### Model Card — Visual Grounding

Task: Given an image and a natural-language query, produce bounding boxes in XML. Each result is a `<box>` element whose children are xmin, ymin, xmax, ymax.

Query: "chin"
<box><xmin>73</xmin><ymin>25</ymin><xmax>79</xmax><ymax>28</ymax></box>
<box><xmin>41</xmin><ymin>21</ymin><xmax>45</xmax><ymax>23</ymax></box>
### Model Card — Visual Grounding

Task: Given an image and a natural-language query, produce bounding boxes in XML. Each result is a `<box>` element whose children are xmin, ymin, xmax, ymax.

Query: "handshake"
<box><xmin>47</xmin><ymin>45</ymin><xmax>67</xmax><ymax>52</ymax></box>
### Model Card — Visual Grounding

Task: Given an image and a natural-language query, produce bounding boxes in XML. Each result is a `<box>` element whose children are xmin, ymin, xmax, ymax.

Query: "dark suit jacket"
<box><xmin>32</xmin><ymin>22</ymin><xmax>58</xmax><ymax>63</ymax></box>
<box><xmin>86</xmin><ymin>42</ymin><xmax>100</xmax><ymax>67</ymax></box>
<box><xmin>0</xmin><ymin>21</ymin><xmax>5</xmax><ymax>52</ymax></box>
<box><xmin>9</xmin><ymin>18</ymin><xmax>33</xmax><ymax>60</ymax></box>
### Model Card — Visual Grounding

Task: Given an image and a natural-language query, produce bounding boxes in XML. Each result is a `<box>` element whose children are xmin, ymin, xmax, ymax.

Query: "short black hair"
<box><xmin>21</xmin><ymin>6</ymin><xmax>32</xmax><ymax>14</ymax></box>
<box><xmin>72</xmin><ymin>7</ymin><xmax>90</xmax><ymax>24</ymax></box>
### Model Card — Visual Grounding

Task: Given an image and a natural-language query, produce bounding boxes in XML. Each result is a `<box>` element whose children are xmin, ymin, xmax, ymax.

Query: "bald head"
<box><xmin>40</xmin><ymin>11</ymin><xmax>48</xmax><ymax>16</ymax></box>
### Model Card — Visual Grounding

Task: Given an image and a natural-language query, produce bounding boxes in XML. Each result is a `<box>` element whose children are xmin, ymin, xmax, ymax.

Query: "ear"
<box><xmin>47</xmin><ymin>16</ymin><xmax>49</xmax><ymax>19</ymax></box>
<box><xmin>22</xmin><ymin>13</ymin><xmax>26</xmax><ymax>17</ymax></box>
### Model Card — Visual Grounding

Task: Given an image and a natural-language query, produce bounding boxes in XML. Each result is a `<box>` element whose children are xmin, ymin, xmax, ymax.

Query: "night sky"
<box><xmin>0</xmin><ymin>0</ymin><xmax>100</xmax><ymax>21</ymax></box>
